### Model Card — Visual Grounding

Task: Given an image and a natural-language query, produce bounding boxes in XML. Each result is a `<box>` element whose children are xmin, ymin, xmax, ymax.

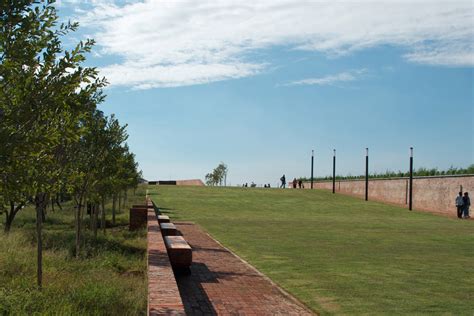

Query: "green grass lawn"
<box><xmin>0</xmin><ymin>186</ymin><xmax>148</xmax><ymax>315</ymax></box>
<box><xmin>151</xmin><ymin>185</ymin><xmax>474</xmax><ymax>315</ymax></box>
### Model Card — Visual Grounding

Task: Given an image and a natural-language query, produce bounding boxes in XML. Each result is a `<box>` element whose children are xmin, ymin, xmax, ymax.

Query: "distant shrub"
<box><xmin>299</xmin><ymin>164</ymin><xmax>474</xmax><ymax>181</ymax></box>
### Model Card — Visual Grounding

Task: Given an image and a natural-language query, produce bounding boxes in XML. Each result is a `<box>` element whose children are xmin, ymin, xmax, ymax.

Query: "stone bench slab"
<box><xmin>164</xmin><ymin>236</ymin><xmax>192</xmax><ymax>269</ymax></box>
<box><xmin>157</xmin><ymin>215</ymin><xmax>170</xmax><ymax>223</ymax></box>
<box><xmin>160</xmin><ymin>222</ymin><xmax>177</xmax><ymax>236</ymax></box>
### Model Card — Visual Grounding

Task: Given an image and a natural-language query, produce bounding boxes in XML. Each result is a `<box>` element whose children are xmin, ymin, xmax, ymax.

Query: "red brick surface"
<box><xmin>130</xmin><ymin>207</ymin><xmax>148</xmax><ymax>230</ymax></box>
<box><xmin>174</xmin><ymin>222</ymin><xmax>314</xmax><ymax>316</ymax></box>
<box><xmin>147</xmin><ymin>210</ymin><xmax>185</xmax><ymax>315</ymax></box>
<box><xmin>301</xmin><ymin>175</ymin><xmax>474</xmax><ymax>216</ymax></box>
<box><xmin>175</xmin><ymin>179</ymin><xmax>205</xmax><ymax>186</ymax></box>
<box><xmin>164</xmin><ymin>236</ymin><xmax>192</xmax><ymax>269</ymax></box>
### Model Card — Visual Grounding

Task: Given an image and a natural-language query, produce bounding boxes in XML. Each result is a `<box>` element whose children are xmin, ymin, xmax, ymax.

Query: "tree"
<box><xmin>205</xmin><ymin>162</ymin><xmax>228</xmax><ymax>186</ymax></box>
<box><xmin>0</xmin><ymin>0</ymin><xmax>106</xmax><ymax>287</ymax></box>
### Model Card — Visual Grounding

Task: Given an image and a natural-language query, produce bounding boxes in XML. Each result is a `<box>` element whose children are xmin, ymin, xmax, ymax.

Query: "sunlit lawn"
<box><xmin>151</xmin><ymin>185</ymin><xmax>474</xmax><ymax>315</ymax></box>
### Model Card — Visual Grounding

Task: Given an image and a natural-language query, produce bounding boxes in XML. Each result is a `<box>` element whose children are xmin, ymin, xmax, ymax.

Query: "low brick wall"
<box><xmin>176</xmin><ymin>179</ymin><xmax>204</xmax><ymax>186</ymax></box>
<box><xmin>130</xmin><ymin>208</ymin><xmax>147</xmax><ymax>230</ymax></box>
<box><xmin>147</xmin><ymin>208</ymin><xmax>185</xmax><ymax>315</ymax></box>
<box><xmin>301</xmin><ymin>175</ymin><xmax>474</xmax><ymax>216</ymax></box>
<box><xmin>148</xmin><ymin>179</ymin><xmax>204</xmax><ymax>186</ymax></box>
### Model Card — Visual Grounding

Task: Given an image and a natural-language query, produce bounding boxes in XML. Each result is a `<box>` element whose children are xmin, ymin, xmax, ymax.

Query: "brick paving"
<box><xmin>147</xmin><ymin>210</ymin><xmax>186</xmax><ymax>315</ymax></box>
<box><xmin>174</xmin><ymin>222</ymin><xmax>314</xmax><ymax>316</ymax></box>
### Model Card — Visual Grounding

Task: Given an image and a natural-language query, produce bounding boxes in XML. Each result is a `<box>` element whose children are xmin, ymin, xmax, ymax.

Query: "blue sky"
<box><xmin>57</xmin><ymin>1</ymin><xmax>473</xmax><ymax>185</ymax></box>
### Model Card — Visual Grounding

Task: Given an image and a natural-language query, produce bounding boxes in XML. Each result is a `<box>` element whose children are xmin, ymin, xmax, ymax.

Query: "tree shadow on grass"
<box><xmin>189</xmin><ymin>245</ymin><xmax>229</xmax><ymax>253</ymax></box>
<box><xmin>152</xmin><ymin>206</ymin><xmax>175</xmax><ymax>215</ymax></box>
<box><xmin>34</xmin><ymin>230</ymin><xmax>146</xmax><ymax>259</ymax></box>
<box><xmin>44</xmin><ymin>215</ymin><xmax>74</xmax><ymax>227</ymax></box>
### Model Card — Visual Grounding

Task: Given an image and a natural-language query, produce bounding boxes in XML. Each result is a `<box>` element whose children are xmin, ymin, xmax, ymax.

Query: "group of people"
<box><xmin>242</xmin><ymin>182</ymin><xmax>270</xmax><ymax>188</ymax></box>
<box><xmin>279</xmin><ymin>175</ymin><xmax>304</xmax><ymax>189</ymax></box>
<box><xmin>242</xmin><ymin>182</ymin><xmax>257</xmax><ymax>187</ymax></box>
<box><xmin>455</xmin><ymin>192</ymin><xmax>470</xmax><ymax>219</ymax></box>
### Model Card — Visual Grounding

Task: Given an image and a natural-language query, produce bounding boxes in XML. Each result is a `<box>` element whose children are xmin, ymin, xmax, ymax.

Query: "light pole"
<box><xmin>311</xmin><ymin>150</ymin><xmax>314</xmax><ymax>189</ymax></box>
<box><xmin>332</xmin><ymin>149</ymin><xmax>336</xmax><ymax>194</ymax></box>
<box><xmin>409</xmin><ymin>147</ymin><xmax>413</xmax><ymax>211</ymax></box>
<box><xmin>365</xmin><ymin>148</ymin><xmax>369</xmax><ymax>201</ymax></box>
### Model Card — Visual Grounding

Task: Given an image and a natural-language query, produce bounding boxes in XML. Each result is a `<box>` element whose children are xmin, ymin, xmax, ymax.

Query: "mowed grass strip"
<box><xmin>151</xmin><ymin>185</ymin><xmax>474</xmax><ymax>315</ymax></box>
<box><xmin>0</xmin><ymin>187</ymin><xmax>148</xmax><ymax>315</ymax></box>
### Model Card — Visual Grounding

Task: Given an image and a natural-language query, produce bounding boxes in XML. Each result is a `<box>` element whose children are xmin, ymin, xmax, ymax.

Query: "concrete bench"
<box><xmin>160</xmin><ymin>222</ymin><xmax>177</xmax><ymax>236</ymax></box>
<box><xmin>157</xmin><ymin>215</ymin><xmax>170</xmax><ymax>223</ymax></box>
<box><xmin>164</xmin><ymin>236</ymin><xmax>192</xmax><ymax>269</ymax></box>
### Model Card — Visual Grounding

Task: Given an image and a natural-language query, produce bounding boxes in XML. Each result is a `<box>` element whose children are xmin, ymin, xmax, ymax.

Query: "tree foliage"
<box><xmin>205</xmin><ymin>162</ymin><xmax>228</xmax><ymax>186</ymax></box>
<box><xmin>0</xmin><ymin>0</ymin><xmax>141</xmax><ymax>288</ymax></box>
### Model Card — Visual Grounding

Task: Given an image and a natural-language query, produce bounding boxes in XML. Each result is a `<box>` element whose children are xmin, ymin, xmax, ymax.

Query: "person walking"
<box><xmin>298</xmin><ymin>180</ymin><xmax>303</xmax><ymax>189</ymax></box>
<box><xmin>280</xmin><ymin>175</ymin><xmax>286</xmax><ymax>188</ymax></box>
<box><xmin>456</xmin><ymin>192</ymin><xmax>464</xmax><ymax>219</ymax></box>
<box><xmin>292</xmin><ymin>178</ymin><xmax>297</xmax><ymax>189</ymax></box>
<box><xmin>462</xmin><ymin>192</ymin><xmax>470</xmax><ymax>219</ymax></box>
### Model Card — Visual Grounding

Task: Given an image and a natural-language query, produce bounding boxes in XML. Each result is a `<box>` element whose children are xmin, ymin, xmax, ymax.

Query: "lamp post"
<box><xmin>409</xmin><ymin>147</ymin><xmax>413</xmax><ymax>211</ymax></box>
<box><xmin>311</xmin><ymin>150</ymin><xmax>314</xmax><ymax>189</ymax></box>
<box><xmin>365</xmin><ymin>148</ymin><xmax>369</xmax><ymax>201</ymax></box>
<box><xmin>332</xmin><ymin>149</ymin><xmax>336</xmax><ymax>194</ymax></box>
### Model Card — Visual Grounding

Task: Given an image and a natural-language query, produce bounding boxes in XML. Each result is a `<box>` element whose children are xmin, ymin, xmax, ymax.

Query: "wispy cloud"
<box><xmin>74</xmin><ymin>1</ymin><xmax>474</xmax><ymax>89</ymax></box>
<box><xmin>284</xmin><ymin>69</ymin><xmax>368</xmax><ymax>87</ymax></box>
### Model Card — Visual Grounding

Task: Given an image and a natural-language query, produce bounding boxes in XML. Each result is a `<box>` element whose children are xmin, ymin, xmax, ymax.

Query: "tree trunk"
<box><xmin>4</xmin><ymin>211</ymin><xmax>13</xmax><ymax>233</ymax></box>
<box><xmin>41</xmin><ymin>206</ymin><xmax>46</xmax><ymax>222</ymax></box>
<box><xmin>4</xmin><ymin>202</ymin><xmax>20</xmax><ymax>233</ymax></box>
<box><xmin>118</xmin><ymin>192</ymin><xmax>122</xmax><ymax>213</ymax></box>
<box><xmin>35</xmin><ymin>193</ymin><xmax>48</xmax><ymax>289</ymax></box>
<box><xmin>4</xmin><ymin>211</ymin><xmax>10</xmax><ymax>233</ymax></box>
<box><xmin>87</xmin><ymin>201</ymin><xmax>94</xmax><ymax>231</ymax></box>
<box><xmin>93</xmin><ymin>204</ymin><xmax>98</xmax><ymax>238</ymax></box>
<box><xmin>55</xmin><ymin>194</ymin><xmax>62</xmax><ymax>210</ymax></box>
<box><xmin>112</xmin><ymin>194</ymin><xmax>116</xmax><ymax>226</ymax></box>
<box><xmin>101</xmin><ymin>197</ymin><xmax>106</xmax><ymax>234</ymax></box>
<box><xmin>75</xmin><ymin>195</ymin><xmax>83</xmax><ymax>259</ymax></box>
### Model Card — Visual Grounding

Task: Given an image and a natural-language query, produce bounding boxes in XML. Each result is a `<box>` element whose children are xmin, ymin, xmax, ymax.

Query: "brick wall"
<box><xmin>147</xmin><ymin>208</ymin><xmax>185</xmax><ymax>315</ymax></box>
<box><xmin>301</xmin><ymin>175</ymin><xmax>474</xmax><ymax>216</ymax></box>
<box><xmin>130</xmin><ymin>208</ymin><xmax>148</xmax><ymax>230</ymax></box>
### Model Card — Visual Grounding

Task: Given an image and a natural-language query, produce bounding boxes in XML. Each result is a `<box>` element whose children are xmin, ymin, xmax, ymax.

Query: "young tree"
<box><xmin>0</xmin><ymin>0</ymin><xmax>106</xmax><ymax>287</ymax></box>
<box><xmin>205</xmin><ymin>162</ymin><xmax>228</xmax><ymax>186</ymax></box>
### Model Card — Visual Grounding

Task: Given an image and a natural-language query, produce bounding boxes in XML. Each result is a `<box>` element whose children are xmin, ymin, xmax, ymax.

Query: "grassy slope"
<box><xmin>0</xmin><ymin>186</ymin><xmax>147</xmax><ymax>315</ymax></box>
<box><xmin>151</xmin><ymin>186</ymin><xmax>474</xmax><ymax>315</ymax></box>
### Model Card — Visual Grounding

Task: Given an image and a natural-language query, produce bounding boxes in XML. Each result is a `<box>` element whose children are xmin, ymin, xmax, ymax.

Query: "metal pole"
<box><xmin>332</xmin><ymin>149</ymin><xmax>336</xmax><ymax>194</ymax></box>
<box><xmin>409</xmin><ymin>147</ymin><xmax>413</xmax><ymax>211</ymax></box>
<box><xmin>311</xmin><ymin>150</ymin><xmax>314</xmax><ymax>189</ymax></box>
<box><xmin>365</xmin><ymin>148</ymin><xmax>369</xmax><ymax>201</ymax></box>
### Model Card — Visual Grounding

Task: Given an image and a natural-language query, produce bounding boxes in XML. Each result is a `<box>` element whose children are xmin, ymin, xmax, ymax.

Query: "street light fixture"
<box><xmin>409</xmin><ymin>147</ymin><xmax>414</xmax><ymax>210</ymax></box>
<box><xmin>365</xmin><ymin>148</ymin><xmax>369</xmax><ymax>201</ymax></box>
<box><xmin>332</xmin><ymin>149</ymin><xmax>336</xmax><ymax>194</ymax></box>
<box><xmin>311</xmin><ymin>150</ymin><xmax>314</xmax><ymax>189</ymax></box>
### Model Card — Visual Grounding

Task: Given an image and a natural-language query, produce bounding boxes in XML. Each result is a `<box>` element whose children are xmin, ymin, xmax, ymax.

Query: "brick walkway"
<box><xmin>174</xmin><ymin>222</ymin><xmax>314</xmax><ymax>316</ymax></box>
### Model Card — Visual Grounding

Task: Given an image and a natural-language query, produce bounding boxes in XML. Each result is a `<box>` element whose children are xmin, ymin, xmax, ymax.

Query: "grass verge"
<box><xmin>0</xmin><ymin>186</ymin><xmax>147</xmax><ymax>315</ymax></box>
